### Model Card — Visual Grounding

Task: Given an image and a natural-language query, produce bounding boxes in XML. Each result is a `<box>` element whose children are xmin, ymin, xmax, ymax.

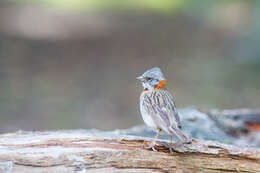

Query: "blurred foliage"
<box><xmin>0</xmin><ymin>0</ymin><xmax>260</xmax><ymax>133</ymax></box>
<box><xmin>10</xmin><ymin>0</ymin><xmax>259</xmax><ymax>13</ymax></box>
<box><xmin>11</xmin><ymin>0</ymin><xmax>187</xmax><ymax>12</ymax></box>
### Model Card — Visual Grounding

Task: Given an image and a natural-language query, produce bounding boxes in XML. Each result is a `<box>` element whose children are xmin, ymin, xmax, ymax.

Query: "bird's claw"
<box><xmin>143</xmin><ymin>141</ymin><xmax>158</xmax><ymax>151</ymax></box>
<box><xmin>144</xmin><ymin>145</ymin><xmax>158</xmax><ymax>152</ymax></box>
<box><xmin>169</xmin><ymin>147</ymin><xmax>174</xmax><ymax>155</ymax></box>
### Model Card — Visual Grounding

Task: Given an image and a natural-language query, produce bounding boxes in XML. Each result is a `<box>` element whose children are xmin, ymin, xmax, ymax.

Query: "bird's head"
<box><xmin>137</xmin><ymin>67</ymin><xmax>166</xmax><ymax>91</ymax></box>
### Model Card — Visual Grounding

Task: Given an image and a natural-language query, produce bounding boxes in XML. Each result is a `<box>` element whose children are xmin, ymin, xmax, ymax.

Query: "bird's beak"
<box><xmin>136</xmin><ymin>76</ymin><xmax>145</xmax><ymax>81</ymax></box>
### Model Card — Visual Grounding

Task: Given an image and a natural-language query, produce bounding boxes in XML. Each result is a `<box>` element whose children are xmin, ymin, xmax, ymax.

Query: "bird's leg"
<box><xmin>169</xmin><ymin>136</ymin><xmax>174</xmax><ymax>154</ymax></box>
<box><xmin>153</xmin><ymin>129</ymin><xmax>161</xmax><ymax>143</ymax></box>
<box><xmin>144</xmin><ymin>129</ymin><xmax>161</xmax><ymax>151</ymax></box>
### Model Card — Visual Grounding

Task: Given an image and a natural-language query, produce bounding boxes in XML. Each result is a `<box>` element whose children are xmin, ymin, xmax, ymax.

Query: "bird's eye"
<box><xmin>146</xmin><ymin>77</ymin><xmax>152</xmax><ymax>81</ymax></box>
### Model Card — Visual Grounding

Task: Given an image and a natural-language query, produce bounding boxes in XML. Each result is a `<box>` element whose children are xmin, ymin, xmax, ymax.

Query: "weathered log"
<box><xmin>0</xmin><ymin>129</ymin><xmax>259</xmax><ymax>173</ymax></box>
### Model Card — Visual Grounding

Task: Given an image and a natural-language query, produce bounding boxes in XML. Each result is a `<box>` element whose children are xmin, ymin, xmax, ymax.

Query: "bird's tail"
<box><xmin>170</xmin><ymin>127</ymin><xmax>191</xmax><ymax>144</ymax></box>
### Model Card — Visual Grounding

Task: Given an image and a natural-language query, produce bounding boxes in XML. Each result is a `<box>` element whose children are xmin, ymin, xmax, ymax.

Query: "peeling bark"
<box><xmin>0</xmin><ymin>130</ymin><xmax>259</xmax><ymax>173</ymax></box>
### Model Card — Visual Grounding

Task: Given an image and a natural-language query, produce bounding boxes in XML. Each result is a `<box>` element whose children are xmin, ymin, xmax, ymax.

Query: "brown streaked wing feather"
<box><xmin>142</xmin><ymin>89</ymin><xmax>182</xmax><ymax>134</ymax></box>
<box><xmin>164</xmin><ymin>90</ymin><xmax>182</xmax><ymax>129</ymax></box>
<box><xmin>142</xmin><ymin>92</ymin><xmax>170</xmax><ymax>131</ymax></box>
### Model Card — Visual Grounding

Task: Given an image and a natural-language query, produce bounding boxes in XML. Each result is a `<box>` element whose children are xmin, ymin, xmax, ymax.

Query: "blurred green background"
<box><xmin>0</xmin><ymin>0</ymin><xmax>260</xmax><ymax>133</ymax></box>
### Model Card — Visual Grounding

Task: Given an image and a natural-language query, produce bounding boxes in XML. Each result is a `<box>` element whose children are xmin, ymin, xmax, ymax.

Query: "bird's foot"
<box><xmin>143</xmin><ymin>141</ymin><xmax>158</xmax><ymax>152</ymax></box>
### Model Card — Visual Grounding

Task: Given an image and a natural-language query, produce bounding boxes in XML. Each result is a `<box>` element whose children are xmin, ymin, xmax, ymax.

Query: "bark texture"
<box><xmin>0</xmin><ymin>129</ymin><xmax>259</xmax><ymax>173</ymax></box>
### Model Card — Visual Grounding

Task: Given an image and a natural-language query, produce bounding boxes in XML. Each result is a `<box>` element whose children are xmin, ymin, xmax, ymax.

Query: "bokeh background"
<box><xmin>0</xmin><ymin>0</ymin><xmax>260</xmax><ymax>133</ymax></box>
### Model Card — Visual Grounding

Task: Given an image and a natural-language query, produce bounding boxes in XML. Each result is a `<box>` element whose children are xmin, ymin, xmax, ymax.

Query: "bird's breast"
<box><xmin>140</xmin><ymin>91</ymin><xmax>158</xmax><ymax>129</ymax></box>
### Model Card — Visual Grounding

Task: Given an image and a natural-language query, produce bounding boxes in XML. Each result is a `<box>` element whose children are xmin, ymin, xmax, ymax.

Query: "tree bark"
<box><xmin>0</xmin><ymin>129</ymin><xmax>259</xmax><ymax>173</ymax></box>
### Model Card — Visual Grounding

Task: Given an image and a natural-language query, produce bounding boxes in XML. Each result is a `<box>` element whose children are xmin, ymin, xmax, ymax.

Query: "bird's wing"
<box><xmin>142</xmin><ymin>90</ymin><xmax>182</xmax><ymax>133</ymax></box>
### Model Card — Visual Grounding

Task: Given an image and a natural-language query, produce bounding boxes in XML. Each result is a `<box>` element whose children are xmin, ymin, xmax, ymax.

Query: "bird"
<box><xmin>137</xmin><ymin>67</ymin><xmax>191</xmax><ymax>150</ymax></box>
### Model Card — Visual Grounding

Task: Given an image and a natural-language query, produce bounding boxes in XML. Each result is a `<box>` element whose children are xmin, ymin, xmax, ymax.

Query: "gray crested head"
<box><xmin>143</xmin><ymin>67</ymin><xmax>164</xmax><ymax>80</ymax></box>
<box><xmin>137</xmin><ymin>67</ymin><xmax>166</xmax><ymax>90</ymax></box>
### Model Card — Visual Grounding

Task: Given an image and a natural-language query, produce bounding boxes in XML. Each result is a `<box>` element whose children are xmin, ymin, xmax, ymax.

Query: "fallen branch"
<box><xmin>0</xmin><ymin>130</ymin><xmax>259</xmax><ymax>173</ymax></box>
